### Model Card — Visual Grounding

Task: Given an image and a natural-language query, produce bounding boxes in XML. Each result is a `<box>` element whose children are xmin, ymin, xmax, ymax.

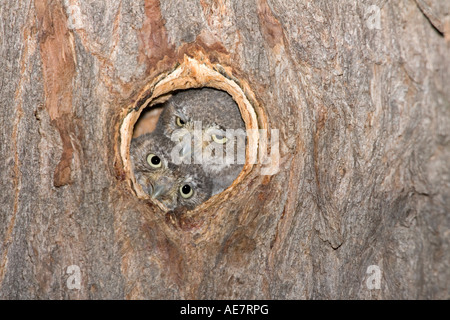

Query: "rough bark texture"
<box><xmin>0</xmin><ymin>0</ymin><xmax>449</xmax><ymax>299</ymax></box>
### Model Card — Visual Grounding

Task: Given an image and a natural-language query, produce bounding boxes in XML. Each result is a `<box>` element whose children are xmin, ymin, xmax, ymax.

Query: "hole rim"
<box><xmin>120</xmin><ymin>56</ymin><xmax>264</xmax><ymax>214</ymax></box>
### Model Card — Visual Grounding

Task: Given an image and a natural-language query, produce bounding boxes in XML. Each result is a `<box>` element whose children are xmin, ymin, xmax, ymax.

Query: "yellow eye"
<box><xmin>176</xmin><ymin>117</ymin><xmax>186</xmax><ymax>127</ymax></box>
<box><xmin>212</xmin><ymin>134</ymin><xmax>228</xmax><ymax>144</ymax></box>
<box><xmin>146</xmin><ymin>154</ymin><xmax>162</xmax><ymax>168</ymax></box>
<box><xmin>180</xmin><ymin>184</ymin><xmax>194</xmax><ymax>199</ymax></box>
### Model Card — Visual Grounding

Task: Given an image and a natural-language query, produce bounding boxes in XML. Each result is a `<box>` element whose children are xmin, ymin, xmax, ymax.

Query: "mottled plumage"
<box><xmin>154</xmin><ymin>88</ymin><xmax>246</xmax><ymax>195</ymax></box>
<box><xmin>130</xmin><ymin>132</ymin><xmax>213</xmax><ymax>210</ymax></box>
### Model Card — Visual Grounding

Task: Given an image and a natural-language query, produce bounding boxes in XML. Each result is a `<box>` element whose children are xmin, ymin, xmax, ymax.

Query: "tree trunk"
<box><xmin>0</xmin><ymin>0</ymin><xmax>448</xmax><ymax>299</ymax></box>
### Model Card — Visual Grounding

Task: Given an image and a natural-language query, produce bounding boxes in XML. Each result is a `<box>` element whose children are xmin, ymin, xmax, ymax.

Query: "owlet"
<box><xmin>154</xmin><ymin>88</ymin><xmax>246</xmax><ymax>195</ymax></box>
<box><xmin>130</xmin><ymin>132</ymin><xmax>213</xmax><ymax>211</ymax></box>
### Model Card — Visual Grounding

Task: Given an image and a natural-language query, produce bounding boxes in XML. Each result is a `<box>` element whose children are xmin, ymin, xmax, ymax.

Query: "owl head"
<box><xmin>156</xmin><ymin>88</ymin><xmax>246</xmax><ymax>173</ymax></box>
<box><xmin>130</xmin><ymin>132</ymin><xmax>213</xmax><ymax>210</ymax></box>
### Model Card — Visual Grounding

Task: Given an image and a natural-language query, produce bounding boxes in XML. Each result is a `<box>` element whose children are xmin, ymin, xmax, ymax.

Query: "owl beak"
<box><xmin>180</xmin><ymin>141</ymin><xmax>191</xmax><ymax>157</ymax></box>
<box><xmin>150</xmin><ymin>176</ymin><xmax>174</xmax><ymax>199</ymax></box>
<box><xmin>151</xmin><ymin>184</ymin><xmax>167</xmax><ymax>199</ymax></box>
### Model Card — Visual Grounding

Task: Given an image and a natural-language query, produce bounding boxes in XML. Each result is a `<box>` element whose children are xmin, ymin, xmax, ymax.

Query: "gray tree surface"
<box><xmin>0</xmin><ymin>0</ymin><xmax>449</xmax><ymax>299</ymax></box>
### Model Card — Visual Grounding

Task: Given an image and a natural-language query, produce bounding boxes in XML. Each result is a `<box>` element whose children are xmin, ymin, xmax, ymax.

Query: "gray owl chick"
<box><xmin>130</xmin><ymin>132</ymin><xmax>213</xmax><ymax>211</ymax></box>
<box><xmin>154</xmin><ymin>88</ymin><xmax>246</xmax><ymax>195</ymax></box>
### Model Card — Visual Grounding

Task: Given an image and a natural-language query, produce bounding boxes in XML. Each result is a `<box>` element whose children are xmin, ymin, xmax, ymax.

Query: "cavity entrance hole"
<box><xmin>120</xmin><ymin>56</ymin><xmax>263</xmax><ymax>212</ymax></box>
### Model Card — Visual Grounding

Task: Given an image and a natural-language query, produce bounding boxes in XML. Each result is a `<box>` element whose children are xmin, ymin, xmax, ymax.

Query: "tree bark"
<box><xmin>0</xmin><ymin>0</ymin><xmax>448</xmax><ymax>299</ymax></box>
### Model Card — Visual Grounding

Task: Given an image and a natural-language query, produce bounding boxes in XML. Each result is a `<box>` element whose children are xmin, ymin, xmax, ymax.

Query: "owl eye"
<box><xmin>176</xmin><ymin>117</ymin><xmax>186</xmax><ymax>127</ymax></box>
<box><xmin>180</xmin><ymin>184</ymin><xmax>194</xmax><ymax>199</ymax></box>
<box><xmin>212</xmin><ymin>134</ymin><xmax>228</xmax><ymax>144</ymax></box>
<box><xmin>146</xmin><ymin>154</ymin><xmax>162</xmax><ymax>168</ymax></box>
